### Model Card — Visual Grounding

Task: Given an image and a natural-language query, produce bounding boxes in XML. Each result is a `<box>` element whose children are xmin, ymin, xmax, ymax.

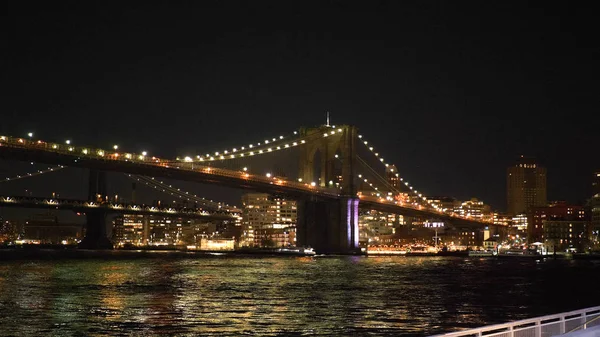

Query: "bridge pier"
<box><xmin>296</xmin><ymin>197</ymin><xmax>360</xmax><ymax>254</ymax></box>
<box><xmin>79</xmin><ymin>169</ymin><xmax>113</xmax><ymax>249</ymax></box>
<box><xmin>78</xmin><ymin>210</ymin><xmax>113</xmax><ymax>249</ymax></box>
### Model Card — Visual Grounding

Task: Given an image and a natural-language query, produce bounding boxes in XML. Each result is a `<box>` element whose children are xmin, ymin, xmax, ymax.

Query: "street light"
<box><xmin>113</xmin><ymin>145</ymin><xmax>119</xmax><ymax>150</ymax></box>
<box><xmin>27</xmin><ymin>132</ymin><xmax>33</xmax><ymax>138</ymax></box>
<box><xmin>142</xmin><ymin>151</ymin><xmax>147</xmax><ymax>156</ymax></box>
<box><xmin>65</xmin><ymin>140</ymin><xmax>71</xmax><ymax>145</ymax></box>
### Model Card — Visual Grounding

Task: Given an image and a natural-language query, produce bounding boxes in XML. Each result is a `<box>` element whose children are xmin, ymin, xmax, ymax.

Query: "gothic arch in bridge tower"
<box><xmin>298</xmin><ymin>125</ymin><xmax>358</xmax><ymax>196</ymax></box>
<box><xmin>311</xmin><ymin>148</ymin><xmax>323</xmax><ymax>186</ymax></box>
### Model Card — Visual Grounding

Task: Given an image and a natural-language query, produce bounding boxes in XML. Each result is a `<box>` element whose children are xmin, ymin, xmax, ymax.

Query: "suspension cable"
<box><xmin>0</xmin><ymin>165</ymin><xmax>65</xmax><ymax>183</ymax></box>
<box><xmin>356</xmin><ymin>156</ymin><xmax>404</xmax><ymax>195</ymax></box>
<box><xmin>125</xmin><ymin>174</ymin><xmax>238</xmax><ymax>211</ymax></box>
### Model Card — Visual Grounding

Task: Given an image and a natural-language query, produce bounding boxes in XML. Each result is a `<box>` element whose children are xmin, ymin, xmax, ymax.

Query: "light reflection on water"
<box><xmin>0</xmin><ymin>251</ymin><xmax>599</xmax><ymax>336</ymax></box>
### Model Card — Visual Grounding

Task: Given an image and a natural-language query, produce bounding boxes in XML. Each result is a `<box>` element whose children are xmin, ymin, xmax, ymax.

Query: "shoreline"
<box><xmin>2</xmin><ymin>245</ymin><xmax>599</xmax><ymax>259</ymax></box>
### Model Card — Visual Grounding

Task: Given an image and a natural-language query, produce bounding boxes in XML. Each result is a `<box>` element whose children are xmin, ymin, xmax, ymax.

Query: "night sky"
<box><xmin>1</xmin><ymin>1</ymin><xmax>598</xmax><ymax>217</ymax></box>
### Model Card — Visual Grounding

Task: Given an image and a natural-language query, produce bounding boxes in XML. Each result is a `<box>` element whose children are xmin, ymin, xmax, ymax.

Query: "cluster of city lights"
<box><xmin>0</xmin><ymin>165</ymin><xmax>65</xmax><ymax>184</ymax></box>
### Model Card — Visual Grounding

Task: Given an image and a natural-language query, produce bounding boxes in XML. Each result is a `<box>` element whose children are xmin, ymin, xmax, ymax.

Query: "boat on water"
<box><xmin>367</xmin><ymin>249</ymin><xmax>407</xmax><ymax>255</ymax></box>
<box><xmin>276</xmin><ymin>247</ymin><xmax>316</xmax><ymax>256</ymax></box>
<box><xmin>468</xmin><ymin>250</ymin><xmax>496</xmax><ymax>257</ymax></box>
<box><xmin>233</xmin><ymin>246</ymin><xmax>316</xmax><ymax>256</ymax></box>
<box><xmin>497</xmin><ymin>248</ymin><xmax>542</xmax><ymax>258</ymax></box>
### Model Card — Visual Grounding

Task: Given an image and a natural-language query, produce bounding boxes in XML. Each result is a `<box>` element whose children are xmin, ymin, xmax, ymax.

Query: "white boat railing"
<box><xmin>430</xmin><ymin>306</ymin><xmax>600</xmax><ymax>337</ymax></box>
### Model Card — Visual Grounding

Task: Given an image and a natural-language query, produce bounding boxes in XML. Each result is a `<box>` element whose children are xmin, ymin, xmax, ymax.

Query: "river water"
<box><xmin>0</xmin><ymin>250</ymin><xmax>599</xmax><ymax>336</ymax></box>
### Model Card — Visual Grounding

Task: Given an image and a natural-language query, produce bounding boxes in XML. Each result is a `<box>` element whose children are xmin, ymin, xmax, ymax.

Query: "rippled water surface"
<box><xmin>1</xmin><ymin>250</ymin><xmax>599</xmax><ymax>336</ymax></box>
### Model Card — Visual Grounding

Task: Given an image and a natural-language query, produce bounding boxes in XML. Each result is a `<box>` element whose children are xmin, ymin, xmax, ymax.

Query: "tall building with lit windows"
<box><xmin>507</xmin><ymin>156</ymin><xmax>547</xmax><ymax>215</ymax></box>
<box><xmin>528</xmin><ymin>201</ymin><xmax>586</xmax><ymax>243</ymax></box>
<box><xmin>544</xmin><ymin>220</ymin><xmax>588</xmax><ymax>252</ymax></box>
<box><xmin>113</xmin><ymin>214</ymin><xmax>145</xmax><ymax>246</ymax></box>
<box><xmin>112</xmin><ymin>214</ymin><xmax>213</xmax><ymax>247</ymax></box>
<box><xmin>241</xmin><ymin>193</ymin><xmax>297</xmax><ymax>247</ymax></box>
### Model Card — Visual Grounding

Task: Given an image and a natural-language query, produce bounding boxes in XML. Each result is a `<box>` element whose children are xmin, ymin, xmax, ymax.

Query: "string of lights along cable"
<box><xmin>0</xmin><ymin>165</ymin><xmax>65</xmax><ymax>183</ymax></box>
<box><xmin>125</xmin><ymin>174</ymin><xmax>239</xmax><ymax>211</ymax></box>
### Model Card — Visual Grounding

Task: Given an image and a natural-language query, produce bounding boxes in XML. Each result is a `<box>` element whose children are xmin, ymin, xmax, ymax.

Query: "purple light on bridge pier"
<box><xmin>347</xmin><ymin>198</ymin><xmax>359</xmax><ymax>249</ymax></box>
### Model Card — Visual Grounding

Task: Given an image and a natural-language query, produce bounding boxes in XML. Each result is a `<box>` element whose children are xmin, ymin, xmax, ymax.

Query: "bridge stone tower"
<box><xmin>79</xmin><ymin>169</ymin><xmax>113</xmax><ymax>249</ymax></box>
<box><xmin>298</xmin><ymin>124</ymin><xmax>357</xmax><ymax>195</ymax></box>
<box><xmin>296</xmin><ymin>125</ymin><xmax>360</xmax><ymax>254</ymax></box>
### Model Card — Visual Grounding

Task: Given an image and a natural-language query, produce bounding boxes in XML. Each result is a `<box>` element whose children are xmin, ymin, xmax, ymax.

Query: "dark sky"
<box><xmin>1</xmin><ymin>1</ymin><xmax>598</xmax><ymax>215</ymax></box>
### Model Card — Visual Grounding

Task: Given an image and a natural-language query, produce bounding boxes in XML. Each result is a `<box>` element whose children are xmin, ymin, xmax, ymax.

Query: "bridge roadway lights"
<box><xmin>296</xmin><ymin>197</ymin><xmax>361</xmax><ymax>255</ymax></box>
<box><xmin>78</xmin><ymin>209</ymin><xmax>113</xmax><ymax>250</ymax></box>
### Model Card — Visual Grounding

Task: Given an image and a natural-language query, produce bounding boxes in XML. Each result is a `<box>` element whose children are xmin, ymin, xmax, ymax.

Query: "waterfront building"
<box><xmin>112</xmin><ymin>214</ymin><xmax>145</xmax><ymax>246</ymax></box>
<box><xmin>22</xmin><ymin>212</ymin><xmax>83</xmax><ymax>244</ymax></box>
<box><xmin>443</xmin><ymin>227</ymin><xmax>482</xmax><ymax>250</ymax></box>
<box><xmin>529</xmin><ymin>201</ymin><xmax>586</xmax><ymax>243</ymax></box>
<box><xmin>240</xmin><ymin>193</ymin><xmax>297</xmax><ymax>247</ymax></box>
<box><xmin>197</xmin><ymin>238</ymin><xmax>235</xmax><ymax>251</ymax></box>
<box><xmin>483</xmin><ymin>237</ymin><xmax>499</xmax><ymax>251</ymax></box>
<box><xmin>112</xmin><ymin>214</ymin><xmax>221</xmax><ymax>247</ymax></box>
<box><xmin>373</xmin><ymin>225</ymin><xmax>437</xmax><ymax>248</ymax></box>
<box><xmin>543</xmin><ymin>220</ymin><xmax>589</xmax><ymax>252</ymax></box>
<box><xmin>507</xmin><ymin>156</ymin><xmax>547</xmax><ymax>215</ymax></box>
<box><xmin>147</xmin><ymin>216</ymin><xmax>193</xmax><ymax>246</ymax></box>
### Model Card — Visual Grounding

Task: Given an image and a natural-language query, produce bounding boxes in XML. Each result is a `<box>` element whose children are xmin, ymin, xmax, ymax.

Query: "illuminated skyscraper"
<box><xmin>507</xmin><ymin>156</ymin><xmax>547</xmax><ymax>215</ymax></box>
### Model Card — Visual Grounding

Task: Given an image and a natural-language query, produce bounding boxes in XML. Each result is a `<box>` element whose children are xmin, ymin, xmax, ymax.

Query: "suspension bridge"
<box><xmin>0</xmin><ymin>123</ymin><xmax>494</xmax><ymax>253</ymax></box>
